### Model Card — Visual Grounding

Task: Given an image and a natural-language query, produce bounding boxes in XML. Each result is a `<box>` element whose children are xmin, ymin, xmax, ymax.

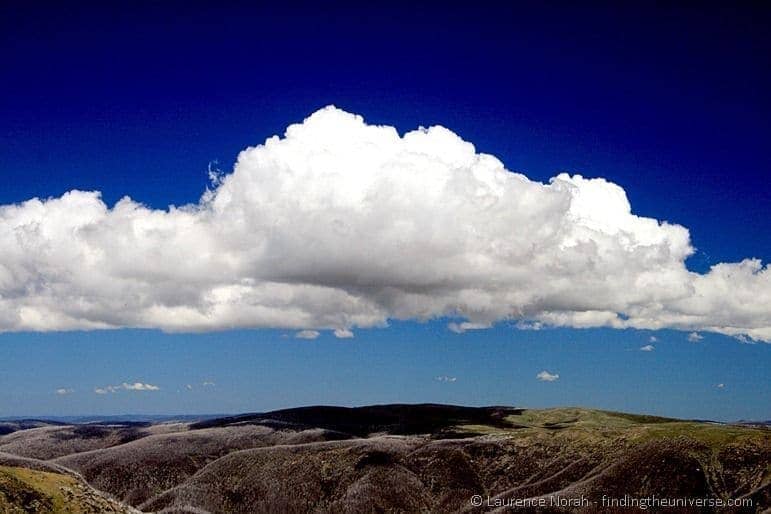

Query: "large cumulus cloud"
<box><xmin>1</xmin><ymin>106</ymin><xmax>768</xmax><ymax>340</ymax></box>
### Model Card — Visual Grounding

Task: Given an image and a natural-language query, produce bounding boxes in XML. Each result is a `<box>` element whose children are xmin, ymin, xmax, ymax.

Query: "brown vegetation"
<box><xmin>0</xmin><ymin>405</ymin><xmax>768</xmax><ymax>513</ymax></box>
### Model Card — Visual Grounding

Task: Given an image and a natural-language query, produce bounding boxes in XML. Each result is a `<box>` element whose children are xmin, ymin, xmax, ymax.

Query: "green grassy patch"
<box><xmin>450</xmin><ymin>408</ymin><xmax>770</xmax><ymax>453</ymax></box>
<box><xmin>0</xmin><ymin>465</ymin><xmax>76</xmax><ymax>512</ymax></box>
<box><xmin>637</xmin><ymin>422</ymin><xmax>769</xmax><ymax>449</ymax></box>
<box><xmin>0</xmin><ymin>465</ymin><xmax>130</xmax><ymax>513</ymax></box>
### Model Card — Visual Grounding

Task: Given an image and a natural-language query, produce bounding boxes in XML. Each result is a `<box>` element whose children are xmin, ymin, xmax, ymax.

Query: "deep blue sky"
<box><xmin>0</xmin><ymin>2</ymin><xmax>769</xmax><ymax>419</ymax></box>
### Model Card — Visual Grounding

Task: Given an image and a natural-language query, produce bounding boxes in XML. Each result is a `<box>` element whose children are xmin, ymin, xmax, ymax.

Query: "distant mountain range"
<box><xmin>0</xmin><ymin>413</ymin><xmax>225</xmax><ymax>424</ymax></box>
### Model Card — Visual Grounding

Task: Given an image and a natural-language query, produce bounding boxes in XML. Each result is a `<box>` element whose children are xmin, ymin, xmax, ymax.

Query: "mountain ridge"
<box><xmin>1</xmin><ymin>404</ymin><xmax>768</xmax><ymax>513</ymax></box>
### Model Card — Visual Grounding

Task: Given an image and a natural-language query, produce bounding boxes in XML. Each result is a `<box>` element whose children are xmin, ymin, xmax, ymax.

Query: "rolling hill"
<box><xmin>0</xmin><ymin>464</ymin><xmax>137</xmax><ymax>513</ymax></box>
<box><xmin>0</xmin><ymin>405</ymin><xmax>768</xmax><ymax>513</ymax></box>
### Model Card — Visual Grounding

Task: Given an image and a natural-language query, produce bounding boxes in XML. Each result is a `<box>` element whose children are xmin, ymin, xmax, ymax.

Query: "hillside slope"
<box><xmin>0</xmin><ymin>405</ymin><xmax>768</xmax><ymax>513</ymax></box>
<box><xmin>0</xmin><ymin>465</ymin><xmax>137</xmax><ymax>513</ymax></box>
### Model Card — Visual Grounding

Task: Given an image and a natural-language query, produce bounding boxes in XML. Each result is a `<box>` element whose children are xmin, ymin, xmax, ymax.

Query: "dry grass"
<box><xmin>0</xmin><ymin>425</ymin><xmax>158</xmax><ymax>460</ymax></box>
<box><xmin>0</xmin><ymin>465</ymin><xmax>135</xmax><ymax>513</ymax></box>
<box><xmin>1</xmin><ymin>405</ymin><xmax>768</xmax><ymax>513</ymax></box>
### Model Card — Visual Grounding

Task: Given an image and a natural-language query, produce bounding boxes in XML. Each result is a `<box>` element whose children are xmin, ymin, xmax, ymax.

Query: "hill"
<box><xmin>0</xmin><ymin>405</ymin><xmax>768</xmax><ymax>513</ymax></box>
<box><xmin>0</xmin><ymin>465</ymin><xmax>137</xmax><ymax>513</ymax></box>
<box><xmin>0</xmin><ymin>420</ymin><xmax>65</xmax><ymax>437</ymax></box>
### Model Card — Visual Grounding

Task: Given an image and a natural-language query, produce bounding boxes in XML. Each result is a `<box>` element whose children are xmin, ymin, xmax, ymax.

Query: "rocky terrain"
<box><xmin>0</xmin><ymin>405</ymin><xmax>768</xmax><ymax>513</ymax></box>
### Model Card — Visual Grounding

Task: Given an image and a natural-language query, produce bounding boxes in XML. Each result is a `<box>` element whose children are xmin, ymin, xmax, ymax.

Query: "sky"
<box><xmin>0</xmin><ymin>2</ymin><xmax>769</xmax><ymax>420</ymax></box>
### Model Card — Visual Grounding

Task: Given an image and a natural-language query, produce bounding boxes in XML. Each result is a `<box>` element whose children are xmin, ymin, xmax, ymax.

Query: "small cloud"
<box><xmin>435</xmin><ymin>375</ymin><xmax>457</xmax><ymax>383</ymax></box>
<box><xmin>202</xmin><ymin>381</ymin><xmax>215</xmax><ymax>387</ymax></box>
<box><xmin>185</xmin><ymin>384</ymin><xmax>193</xmax><ymax>391</ymax></box>
<box><xmin>648</xmin><ymin>335</ymin><xmax>658</xmax><ymax>343</ymax></box>
<box><xmin>55</xmin><ymin>388</ymin><xmax>74</xmax><ymax>395</ymax></box>
<box><xmin>121</xmin><ymin>382</ymin><xmax>160</xmax><ymax>391</ymax></box>
<box><xmin>94</xmin><ymin>382</ymin><xmax>159</xmax><ymax>394</ymax></box>
<box><xmin>716</xmin><ymin>383</ymin><xmax>725</xmax><ymax>389</ymax></box>
<box><xmin>687</xmin><ymin>332</ymin><xmax>703</xmax><ymax>342</ymax></box>
<box><xmin>295</xmin><ymin>329</ymin><xmax>320</xmax><ymax>340</ymax></box>
<box><xmin>447</xmin><ymin>322</ymin><xmax>490</xmax><ymax>334</ymax></box>
<box><xmin>733</xmin><ymin>335</ymin><xmax>755</xmax><ymax>344</ymax></box>
<box><xmin>515</xmin><ymin>320</ymin><xmax>543</xmax><ymax>331</ymax></box>
<box><xmin>536</xmin><ymin>370</ymin><xmax>559</xmax><ymax>382</ymax></box>
<box><xmin>640</xmin><ymin>344</ymin><xmax>655</xmax><ymax>352</ymax></box>
<box><xmin>333</xmin><ymin>328</ymin><xmax>354</xmax><ymax>339</ymax></box>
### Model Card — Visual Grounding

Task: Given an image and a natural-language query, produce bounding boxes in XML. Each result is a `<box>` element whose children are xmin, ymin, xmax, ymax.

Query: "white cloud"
<box><xmin>185</xmin><ymin>384</ymin><xmax>193</xmax><ymax>391</ymax></box>
<box><xmin>94</xmin><ymin>382</ymin><xmax>159</xmax><ymax>394</ymax></box>
<box><xmin>687</xmin><ymin>332</ymin><xmax>704</xmax><ymax>342</ymax></box>
<box><xmin>333</xmin><ymin>328</ymin><xmax>354</xmax><ymax>338</ymax></box>
<box><xmin>640</xmin><ymin>344</ymin><xmax>655</xmax><ymax>351</ymax></box>
<box><xmin>55</xmin><ymin>388</ymin><xmax>74</xmax><ymax>395</ymax></box>
<box><xmin>202</xmin><ymin>381</ymin><xmax>215</xmax><ymax>387</ymax></box>
<box><xmin>649</xmin><ymin>336</ymin><xmax>658</xmax><ymax>343</ymax></box>
<box><xmin>122</xmin><ymin>382</ymin><xmax>159</xmax><ymax>391</ymax></box>
<box><xmin>295</xmin><ymin>330</ymin><xmax>320</xmax><ymax>340</ymax></box>
<box><xmin>536</xmin><ymin>370</ymin><xmax>559</xmax><ymax>382</ymax></box>
<box><xmin>0</xmin><ymin>107</ymin><xmax>768</xmax><ymax>341</ymax></box>
<box><xmin>515</xmin><ymin>320</ymin><xmax>543</xmax><ymax>331</ymax></box>
<box><xmin>447</xmin><ymin>322</ymin><xmax>490</xmax><ymax>334</ymax></box>
<box><xmin>435</xmin><ymin>375</ymin><xmax>457</xmax><ymax>382</ymax></box>
<box><xmin>716</xmin><ymin>383</ymin><xmax>725</xmax><ymax>389</ymax></box>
